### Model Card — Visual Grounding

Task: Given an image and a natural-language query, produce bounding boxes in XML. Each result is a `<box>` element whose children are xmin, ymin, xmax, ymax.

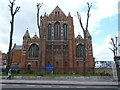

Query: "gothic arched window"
<box><xmin>54</xmin><ymin>22</ymin><xmax>61</xmax><ymax>40</ymax></box>
<box><xmin>55</xmin><ymin>11</ymin><xmax>60</xmax><ymax>17</ymax></box>
<box><xmin>29</xmin><ymin>44</ymin><xmax>39</xmax><ymax>58</ymax></box>
<box><xmin>63</xmin><ymin>24</ymin><xmax>68</xmax><ymax>40</ymax></box>
<box><xmin>48</xmin><ymin>24</ymin><xmax>52</xmax><ymax>40</ymax></box>
<box><xmin>76</xmin><ymin>44</ymin><xmax>84</xmax><ymax>57</ymax></box>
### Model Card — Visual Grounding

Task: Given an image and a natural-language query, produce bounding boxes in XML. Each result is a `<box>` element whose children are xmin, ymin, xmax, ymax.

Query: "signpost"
<box><xmin>45</xmin><ymin>65</ymin><xmax>54</xmax><ymax>71</ymax></box>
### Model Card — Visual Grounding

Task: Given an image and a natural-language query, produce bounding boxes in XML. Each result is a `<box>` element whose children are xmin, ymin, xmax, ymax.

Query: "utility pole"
<box><xmin>77</xmin><ymin>3</ymin><xmax>92</xmax><ymax>76</ymax></box>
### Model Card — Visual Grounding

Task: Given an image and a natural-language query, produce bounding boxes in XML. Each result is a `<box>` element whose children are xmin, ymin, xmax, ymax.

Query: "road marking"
<box><xmin>59</xmin><ymin>86</ymin><xmax>69</xmax><ymax>88</ymax></box>
<box><xmin>41</xmin><ymin>85</ymin><xmax>52</xmax><ymax>88</ymax></box>
<box><xmin>26</xmin><ymin>85</ymin><xmax>36</xmax><ymax>87</ymax></box>
<box><xmin>13</xmin><ymin>85</ymin><xmax>20</xmax><ymax>86</ymax></box>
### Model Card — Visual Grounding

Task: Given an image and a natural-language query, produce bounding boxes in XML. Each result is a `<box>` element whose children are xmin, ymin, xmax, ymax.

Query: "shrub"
<box><xmin>36</xmin><ymin>72</ymin><xmax>44</xmax><ymax>76</ymax></box>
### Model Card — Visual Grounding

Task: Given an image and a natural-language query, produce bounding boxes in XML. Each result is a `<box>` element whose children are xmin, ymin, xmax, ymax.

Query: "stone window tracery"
<box><xmin>28</xmin><ymin>44</ymin><xmax>39</xmax><ymax>58</ymax></box>
<box><xmin>63</xmin><ymin>24</ymin><xmax>68</xmax><ymax>40</ymax></box>
<box><xmin>48</xmin><ymin>24</ymin><xmax>52</xmax><ymax>40</ymax></box>
<box><xmin>76</xmin><ymin>44</ymin><xmax>84</xmax><ymax>57</ymax></box>
<box><xmin>54</xmin><ymin>22</ymin><xmax>61</xmax><ymax>40</ymax></box>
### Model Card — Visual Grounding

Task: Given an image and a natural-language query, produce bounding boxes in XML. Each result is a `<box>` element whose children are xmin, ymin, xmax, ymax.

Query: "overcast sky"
<box><xmin>0</xmin><ymin>0</ymin><xmax>118</xmax><ymax>61</ymax></box>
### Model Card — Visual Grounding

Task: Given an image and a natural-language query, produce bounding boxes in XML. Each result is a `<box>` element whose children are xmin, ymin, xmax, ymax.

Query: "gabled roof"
<box><xmin>13</xmin><ymin>44</ymin><xmax>22</xmax><ymax>50</ymax></box>
<box><xmin>76</xmin><ymin>34</ymin><xmax>83</xmax><ymax>39</ymax></box>
<box><xmin>32</xmin><ymin>34</ymin><xmax>39</xmax><ymax>39</ymax></box>
<box><xmin>49</xmin><ymin>6</ymin><xmax>66</xmax><ymax>17</ymax></box>
<box><xmin>15</xmin><ymin>45</ymin><xmax>22</xmax><ymax>50</ymax></box>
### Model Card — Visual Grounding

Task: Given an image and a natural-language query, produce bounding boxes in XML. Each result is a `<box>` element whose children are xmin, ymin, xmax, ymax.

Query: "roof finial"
<box><xmin>68</xmin><ymin>12</ymin><xmax>71</xmax><ymax>16</ymax></box>
<box><xmin>35</xmin><ymin>32</ymin><xmax>37</xmax><ymax>35</ymax></box>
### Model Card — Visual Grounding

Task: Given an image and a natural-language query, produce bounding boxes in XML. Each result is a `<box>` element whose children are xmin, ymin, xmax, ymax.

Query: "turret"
<box><xmin>23</xmin><ymin>29</ymin><xmax>30</xmax><ymax>40</ymax></box>
<box><xmin>68</xmin><ymin>12</ymin><xmax>71</xmax><ymax>17</ymax></box>
<box><xmin>22</xmin><ymin>28</ymin><xmax>31</xmax><ymax>50</ymax></box>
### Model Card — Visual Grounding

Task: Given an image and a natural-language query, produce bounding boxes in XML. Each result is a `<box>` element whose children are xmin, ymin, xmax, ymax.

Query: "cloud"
<box><xmin>0</xmin><ymin>42</ymin><xmax>8</xmax><ymax>53</ymax></box>
<box><xmin>0</xmin><ymin>0</ymin><xmax>118</xmax><ymax>63</ymax></box>
<box><xmin>93</xmin><ymin>30</ymin><xmax>101</xmax><ymax>36</ymax></box>
<box><xmin>73</xmin><ymin>0</ymin><xmax>118</xmax><ymax>37</ymax></box>
<box><xmin>93</xmin><ymin>35</ymin><xmax>114</xmax><ymax>61</ymax></box>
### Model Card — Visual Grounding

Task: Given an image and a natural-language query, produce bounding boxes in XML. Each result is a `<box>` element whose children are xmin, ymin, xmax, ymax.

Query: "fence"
<box><xmin>18</xmin><ymin>67</ymin><xmax>109</xmax><ymax>75</ymax></box>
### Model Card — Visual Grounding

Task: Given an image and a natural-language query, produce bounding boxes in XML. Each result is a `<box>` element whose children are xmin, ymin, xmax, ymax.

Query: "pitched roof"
<box><xmin>76</xmin><ymin>35</ymin><xmax>83</xmax><ymax>39</ymax></box>
<box><xmin>49</xmin><ymin>6</ymin><xmax>66</xmax><ymax>17</ymax></box>
<box><xmin>14</xmin><ymin>45</ymin><xmax>22</xmax><ymax>50</ymax></box>
<box><xmin>32</xmin><ymin>34</ymin><xmax>39</xmax><ymax>39</ymax></box>
<box><xmin>13</xmin><ymin>44</ymin><xmax>22</xmax><ymax>50</ymax></box>
<box><xmin>23</xmin><ymin>29</ymin><xmax>30</xmax><ymax>38</ymax></box>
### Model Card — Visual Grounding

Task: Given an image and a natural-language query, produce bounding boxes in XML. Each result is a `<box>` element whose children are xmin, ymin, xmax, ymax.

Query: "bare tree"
<box><xmin>109</xmin><ymin>37</ymin><xmax>118</xmax><ymax>57</ymax></box>
<box><xmin>36</xmin><ymin>3</ymin><xmax>43</xmax><ymax>72</ymax></box>
<box><xmin>77</xmin><ymin>3</ymin><xmax>92</xmax><ymax>75</ymax></box>
<box><xmin>7</xmin><ymin>0</ymin><xmax>20</xmax><ymax>70</ymax></box>
<box><xmin>37</xmin><ymin>3</ymin><xmax>43</xmax><ymax>37</ymax></box>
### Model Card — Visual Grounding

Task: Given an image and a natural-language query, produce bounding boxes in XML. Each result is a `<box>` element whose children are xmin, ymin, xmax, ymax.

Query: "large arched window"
<box><xmin>76</xmin><ymin>44</ymin><xmax>84</xmax><ymax>57</ymax></box>
<box><xmin>48</xmin><ymin>24</ymin><xmax>52</xmax><ymax>40</ymax></box>
<box><xmin>63</xmin><ymin>24</ymin><xmax>68</xmax><ymax>40</ymax></box>
<box><xmin>29</xmin><ymin>44</ymin><xmax>39</xmax><ymax>58</ymax></box>
<box><xmin>54</xmin><ymin>22</ymin><xmax>61</xmax><ymax>40</ymax></box>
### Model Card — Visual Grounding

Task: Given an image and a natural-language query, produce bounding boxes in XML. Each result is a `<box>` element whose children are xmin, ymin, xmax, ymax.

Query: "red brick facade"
<box><xmin>12</xmin><ymin>6</ymin><xmax>94</xmax><ymax>74</ymax></box>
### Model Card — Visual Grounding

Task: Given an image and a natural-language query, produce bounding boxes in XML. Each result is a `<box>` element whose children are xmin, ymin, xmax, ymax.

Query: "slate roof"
<box><xmin>13</xmin><ymin>44</ymin><xmax>22</xmax><ymax>50</ymax></box>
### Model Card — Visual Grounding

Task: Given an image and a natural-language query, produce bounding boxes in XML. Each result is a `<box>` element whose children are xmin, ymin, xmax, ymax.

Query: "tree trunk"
<box><xmin>77</xmin><ymin>3</ymin><xmax>92</xmax><ymax>76</ymax></box>
<box><xmin>7</xmin><ymin>0</ymin><xmax>20</xmax><ymax>72</ymax></box>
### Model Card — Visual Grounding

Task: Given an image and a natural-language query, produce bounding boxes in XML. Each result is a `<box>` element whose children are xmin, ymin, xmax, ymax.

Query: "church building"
<box><xmin>11</xmin><ymin>6</ymin><xmax>94</xmax><ymax>74</ymax></box>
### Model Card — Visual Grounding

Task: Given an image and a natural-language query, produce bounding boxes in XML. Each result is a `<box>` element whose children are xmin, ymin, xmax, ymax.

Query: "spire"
<box><xmin>68</xmin><ymin>12</ymin><xmax>71</xmax><ymax>16</ymax></box>
<box><xmin>40</xmin><ymin>15</ymin><xmax>43</xmax><ymax>23</ymax></box>
<box><xmin>23</xmin><ymin>28</ymin><xmax>30</xmax><ymax>39</ymax></box>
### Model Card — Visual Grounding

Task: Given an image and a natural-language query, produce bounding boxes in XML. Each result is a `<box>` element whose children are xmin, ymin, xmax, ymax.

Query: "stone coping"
<box><xmin>1</xmin><ymin>76</ymin><xmax>115</xmax><ymax>81</ymax></box>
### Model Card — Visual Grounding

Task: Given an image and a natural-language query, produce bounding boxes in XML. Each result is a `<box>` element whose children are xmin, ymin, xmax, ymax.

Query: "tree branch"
<box><xmin>77</xmin><ymin>12</ymin><xmax>85</xmax><ymax>33</ymax></box>
<box><xmin>109</xmin><ymin>48</ymin><xmax>115</xmax><ymax>56</ymax></box>
<box><xmin>37</xmin><ymin>3</ymin><xmax>43</xmax><ymax>30</ymax></box>
<box><xmin>86</xmin><ymin>2</ymin><xmax>92</xmax><ymax>31</ymax></box>
<box><xmin>9</xmin><ymin>0</ymin><xmax>20</xmax><ymax>16</ymax></box>
<box><xmin>111</xmin><ymin>38</ymin><xmax>116</xmax><ymax>47</ymax></box>
<box><xmin>13</xmin><ymin>6</ymin><xmax>20</xmax><ymax>15</ymax></box>
<box><xmin>109</xmin><ymin>37</ymin><xmax>118</xmax><ymax>57</ymax></box>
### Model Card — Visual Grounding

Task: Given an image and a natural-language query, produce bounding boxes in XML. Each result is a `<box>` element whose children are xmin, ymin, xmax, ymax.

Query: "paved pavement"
<box><xmin>0</xmin><ymin>79</ymin><xmax>120</xmax><ymax>89</ymax></box>
<box><xmin>0</xmin><ymin>79</ymin><xmax>119</xmax><ymax>85</ymax></box>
